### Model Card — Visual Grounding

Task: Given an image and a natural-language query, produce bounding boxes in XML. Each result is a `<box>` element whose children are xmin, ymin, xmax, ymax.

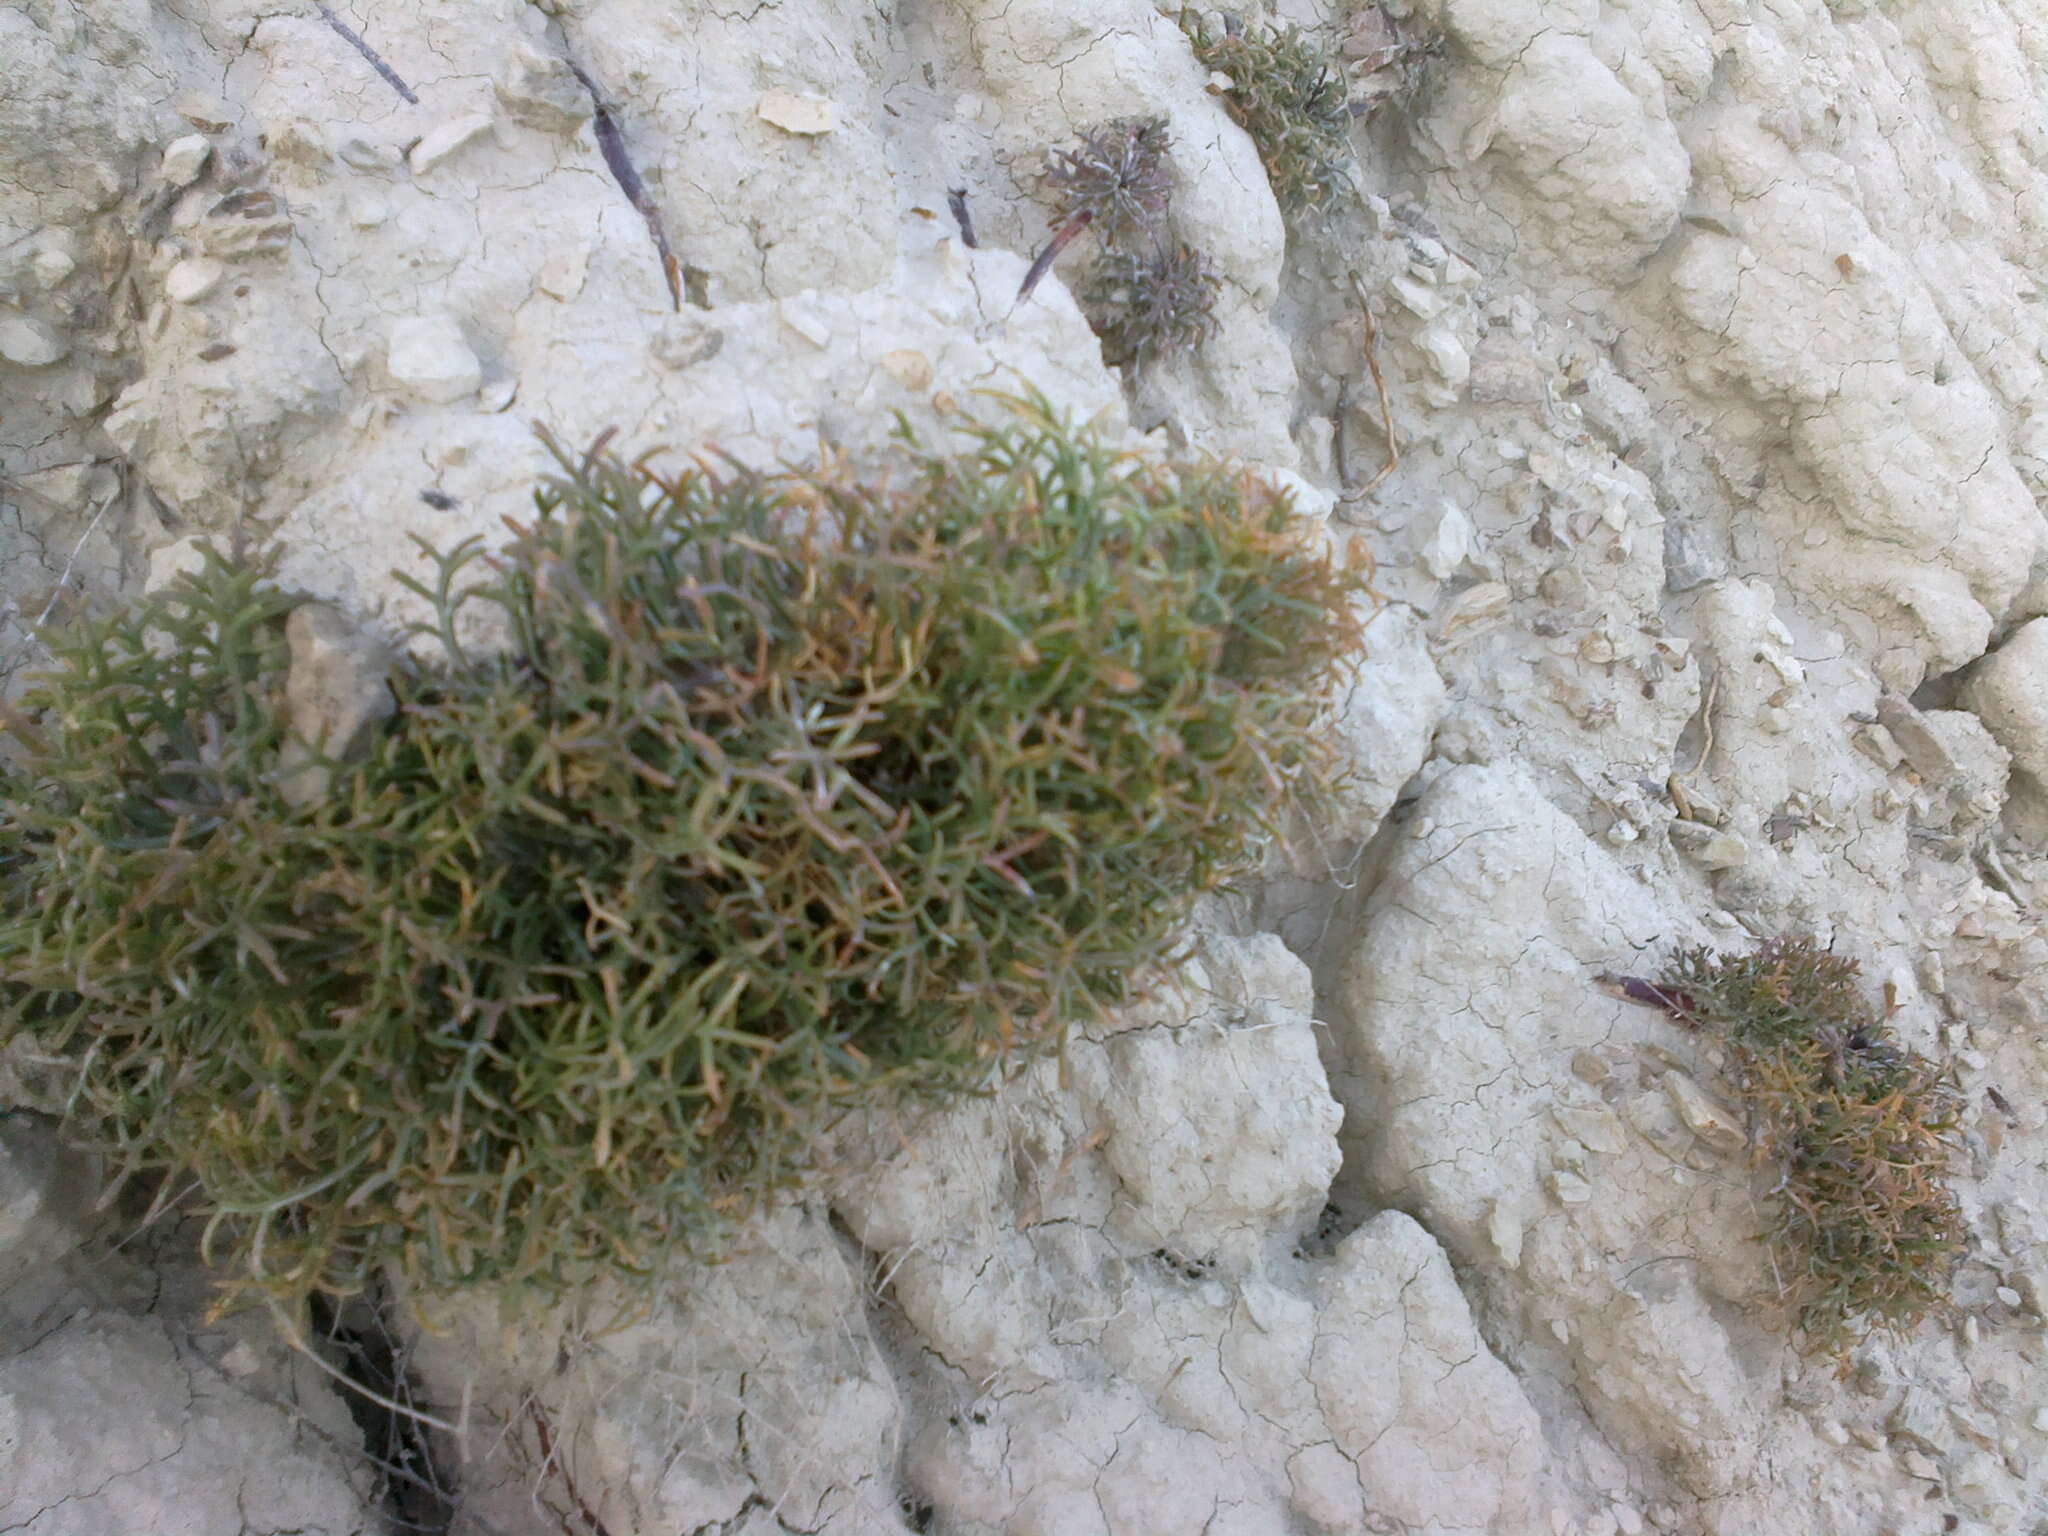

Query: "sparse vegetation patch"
<box><xmin>1652</xmin><ymin>937</ymin><xmax>1965</xmax><ymax>1353</ymax></box>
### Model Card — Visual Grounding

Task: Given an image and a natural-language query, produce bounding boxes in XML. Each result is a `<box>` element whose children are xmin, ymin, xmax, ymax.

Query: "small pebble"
<box><xmin>880</xmin><ymin>348</ymin><xmax>934</xmax><ymax>391</ymax></box>
<box><xmin>1550</xmin><ymin>1169</ymin><xmax>1593</xmax><ymax>1204</ymax></box>
<box><xmin>1900</xmin><ymin>1449</ymin><xmax>1939</xmax><ymax>1480</ymax></box>
<box><xmin>347</xmin><ymin>193</ymin><xmax>392</xmax><ymax>229</ymax></box>
<box><xmin>1998</xmin><ymin>1286</ymin><xmax>2023</xmax><ymax>1308</ymax></box>
<box><xmin>756</xmin><ymin>89</ymin><xmax>837</xmax><ymax>135</ymax></box>
<box><xmin>161</xmin><ymin>133</ymin><xmax>212</xmax><ymax>187</ymax></box>
<box><xmin>1612</xmin><ymin>1504</ymin><xmax>1644</xmax><ymax>1536</ymax></box>
<box><xmin>30</xmin><ymin>246</ymin><xmax>74</xmax><ymax>287</ymax></box>
<box><xmin>164</xmin><ymin>257</ymin><xmax>224</xmax><ymax>303</ymax></box>
<box><xmin>409</xmin><ymin>113</ymin><xmax>495</xmax><ymax>175</ymax></box>
<box><xmin>386</xmin><ymin>314</ymin><xmax>481</xmax><ymax>404</ymax></box>
<box><xmin>217</xmin><ymin>1340</ymin><xmax>262</xmax><ymax>1377</ymax></box>
<box><xmin>0</xmin><ymin>310</ymin><xmax>67</xmax><ymax>366</ymax></box>
<box><xmin>778</xmin><ymin>297</ymin><xmax>832</xmax><ymax>348</ymax></box>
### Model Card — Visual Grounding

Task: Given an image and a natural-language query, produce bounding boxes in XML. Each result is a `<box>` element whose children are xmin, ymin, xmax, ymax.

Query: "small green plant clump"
<box><xmin>1178</xmin><ymin>6</ymin><xmax>1355</xmax><ymax>217</ymax></box>
<box><xmin>1656</xmin><ymin>937</ymin><xmax>1965</xmax><ymax>1353</ymax></box>
<box><xmin>1084</xmin><ymin>244</ymin><xmax>1223</xmax><ymax>371</ymax></box>
<box><xmin>1043</xmin><ymin>116</ymin><xmax>1177</xmax><ymax>251</ymax></box>
<box><xmin>0</xmin><ymin>398</ymin><xmax>1370</xmax><ymax>1308</ymax></box>
<box><xmin>1041</xmin><ymin>117</ymin><xmax>1222</xmax><ymax>373</ymax></box>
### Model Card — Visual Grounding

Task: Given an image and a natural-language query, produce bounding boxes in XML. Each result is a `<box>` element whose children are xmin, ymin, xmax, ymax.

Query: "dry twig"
<box><xmin>566</xmin><ymin>59</ymin><xmax>682</xmax><ymax>311</ymax></box>
<box><xmin>1337</xmin><ymin>272</ymin><xmax>1399</xmax><ymax>508</ymax></box>
<box><xmin>316</xmin><ymin>5</ymin><xmax>419</xmax><ymax>105</ymax></box>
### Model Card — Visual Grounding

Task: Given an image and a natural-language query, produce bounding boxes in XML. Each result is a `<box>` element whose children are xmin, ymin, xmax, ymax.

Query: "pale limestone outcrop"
<box><xmin>6</xmin><ymin>0</ymin><xmax>2048</xmax><ymax>1532</ymax></box>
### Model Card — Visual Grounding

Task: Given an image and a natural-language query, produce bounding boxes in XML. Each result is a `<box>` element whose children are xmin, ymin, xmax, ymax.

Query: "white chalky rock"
<box><xmin>401</xmin><ymin>1210</ymin><xmax>905</xmax><ymax>1536</ymax></box>
<box><xmin>494</xmin><ymin>42</ymin><xmax>591</xmax><ymax>135</ymax></box>
<box><xmin>385</xmin><ymin>314</ymin><xmax>482</xmax><ymax>404</ymax></box>
<box><xmin>0</xmin><ymin>1315</ymin><xmax>377</xmax><ymax>1535</ymax></box>
<box><xmin>274</xmin><ymin>602</ymin><xmax>397</xmax><ymax>807</ymax></box>
<box><xmin>163</xmin><ymin>256</ymin><xmax>223</xmax><ymax>303</ymax></box>
<box><xmin>1073</xmin><ymin>934</ymin><xmax>1340</xmax><ymax>1262</ymax></box>
<box><xmin>14</xmin><ymin>0</ymin><xmax>2048</xmax><ymax>1531</ymax></box>
<box><xmin>1338</xmin><ymin>762</ymin><xmax>1767</xmax><ymax>1496</ymax></box>
<box><xmin>756</xmin><ymin>89</ymin><xmax>837</xmax><ymax>135</ymax></box>
<box><xmin>0</xmin><ymin>309</ymin><xmax>66</xmax><ymax>366</ymax></box>
<box><xmin>29</xmin><ymin>241</ymin><xmax>74</xmax><ymax>288</ymax></box>
<box><xmin>1310</xmin><ymin>1212</ymin><xmax>1543</xmax><ymax>1531</ymax></box>
<box><xmin>1420</xmin><ymin>501</ymin><xmax>1475</xmax><ymax>578</ymax></box>
<box><xmin>160</xmin><ymin>132</ymin><xmax>211</xmax><ymax>187</ymax></box>
<box><xmin>0</xmin><ymin>1115</ymin><xmax>98</xmax><ymax>1293</ymax></box>
<box><xmin>1962</xmin><ymin>617</ymin><xmax>2048</xmax><ymax>784</ymax></box>
<box><xmin>408</xmin><ymin>113</ymin><xmax>495</xmax><ymax>175</ymax></box>
<box><xmin>1314</xmin><ymin>603</ymin><xmax>1447</xmax><ymax>844</ymax></box>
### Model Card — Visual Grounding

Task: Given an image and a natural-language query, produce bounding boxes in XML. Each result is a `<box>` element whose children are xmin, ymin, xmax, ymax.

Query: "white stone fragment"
<box><xmin>1420</xmin><ymin>501</ymin><xmax>1474</xmax><ymax>579</ymax></box>
<box><xmin>880</xmin><ymin>347</ymin><xmax>933</xmax><ymax>391</ymax></box>
<box><xmin>1889</xmin><ymin>1387</ymin><xmax>1947</xmax><ymax>1452</ymax></box>
<box><xmin>537</xmin><ymin>243</ymin><xmax>591</xmax><ymax>300</ymax></box>
<box><xmin>164</xmin><ymin>257</ymin><xmax>224</xmax><ymax>303</ymax></box>
<box><xmin>778</xmin><ymin>296</ymin><xmax>832</xmax><ymax>348</ymax></box>
<box><xmin>1550</xmin><ymin>1169</ymin><xmax>1594</xmax><ymax>1203</ymax></box>
<box><xmin>756</xmin><ymin>89</ymin><xmax>837</xmax><ymax>135</ymax></box>
<box><xmin>1076</xmin><ymin>935</ymin><xmax>1340</xmax><ymax>1260</ymax></box>
<box><xmin>408</xmin><ymin>113</ymin><xmax>496</xmax><ymax>175</ymax></box>
<box><xmin>1963</xmin><ymin>618</ymin><xmax>2048</xmax><ymax>783</ymax></box>
<box><xmin>1553</xmin><ymin>1105</ymin><xmax>1627</xmax><ymax>1156</ymax></box>
<box><xmin>0</xmin><ymin>309</ymin><xmax>66</xmax><ymax>366</ymax></box>
<box><xmin>1662</xmin><ymin>1071</ymin><xmax>1746</xmax><ymax>1156</ymax></box>
<box><xmin>1313</xmin><ymin>604</ymin><xmax>1446</xmax><ymax>845</ymax></box>
<box><xmin>1436</xmin><ymin>580</ymin><xmax>1512</xmax><ymax>643</ymax></box>
<box><xmin>161</xmin><ymin>135</ymin><xmax>210</xmax><ymax>188</ymax></box>
<box><xmin>494</xmin><ymin>42</ymin><xmax>592</xmax><ymax>134</ymax></box>
<box><xmin>1389</xmin><ymin>271</ymin><xmax>1447</xmax><ymax>319</ymax></box>
<box><xmin>1416</xmin><ymin>321</ymin><xmax>1471</xmax><ymax>392</ymax></box>
<box><xmin>274</xmin><ymin>603</ymin><xmax>397</xmax><ymax>807</ymax></box>
<box><xmin>29</xmin><ymin>245</ymin><xmax>74</xmax><ymax>288</ymax></box>
<box><xmin>385</xmin><ymin>314</ymin><xmax>482</xmax><ymax>404</ymax></box>
<box><xmin>1488</xmin><ymin>1201</ymin><xmax>1524</xmax><ymax>1268</ymax></box>
<box><xmin>1312</xmin><ymin>1212</ymin><xmax>1544</xmax><ymax>1529</ymax></box>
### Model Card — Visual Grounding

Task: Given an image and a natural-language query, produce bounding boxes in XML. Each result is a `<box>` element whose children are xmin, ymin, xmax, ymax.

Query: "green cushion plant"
<box><xmin>1178</xmin><ymin>7</ymin><xmax>1355</xmax><ymax>218</ymax></box>
<box><xmin>0</xmin><ymin>396</ymin><xmax>1370</xmax><ymax>1309</ymax></box>
<box><xmin>1651</xmin><ymin>937</ymin><xmax>1965</xmax><ymax>1353</ymax></box>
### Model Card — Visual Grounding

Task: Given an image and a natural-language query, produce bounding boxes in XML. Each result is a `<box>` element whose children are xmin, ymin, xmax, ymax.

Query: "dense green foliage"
<box><xmin>1659</xmin><ymin>938</ymin><xmax>1965</xmax><ymax>1352</ymax></box>
<box><xmin>0</xmin><ymin>399</ymin><xmax>1369</xmax><ymax>1307</ymax></box>
<box><xmin>1178</xmin><ymin>7</ymin><xmax>1355</xmax><ymax>216</ymax></box>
